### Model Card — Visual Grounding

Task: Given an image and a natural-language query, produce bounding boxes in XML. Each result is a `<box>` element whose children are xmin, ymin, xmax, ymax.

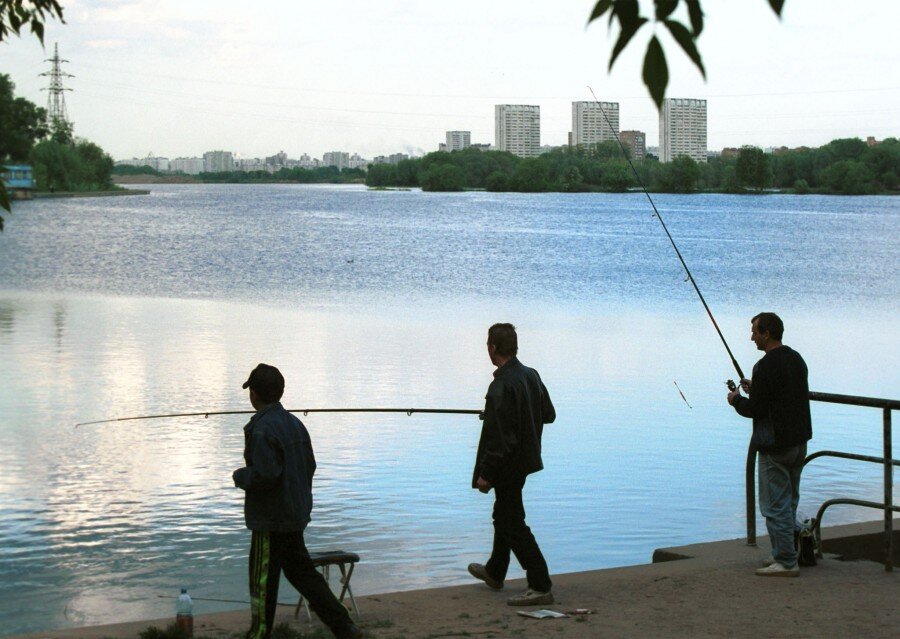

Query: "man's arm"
<box><xmin>233</xmin><ymin>430</ymin><xmax>283</xmax><ymax>491</ymax></box>
<box><xmin>477</xmin><ymin>389</ymin><xmax>516</xmax><ymax>486</ymax></box>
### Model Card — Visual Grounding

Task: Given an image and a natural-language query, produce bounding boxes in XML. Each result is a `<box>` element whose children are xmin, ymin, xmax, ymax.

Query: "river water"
<box><xmin>0</xmin><ymin>185</ymin><xmax>897</xmax><ymax>634</ymax></box>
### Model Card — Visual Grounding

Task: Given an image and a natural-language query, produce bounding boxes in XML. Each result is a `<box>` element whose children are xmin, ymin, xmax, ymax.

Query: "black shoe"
<box><xmin>468</xmin><ymin>562</ymin><xmax>504</xmax><ymax>590</ymax></box>
<box><xmin>335</xmin><ymin>622</ymin><xmax>363</xmax><ymax>639</ymax></box>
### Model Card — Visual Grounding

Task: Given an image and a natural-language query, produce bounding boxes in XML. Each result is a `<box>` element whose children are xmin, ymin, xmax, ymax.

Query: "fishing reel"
<box><xmin>725</xmin><ymin>379</ymin><xmax>737</xmax><ymax>392</ymax></box>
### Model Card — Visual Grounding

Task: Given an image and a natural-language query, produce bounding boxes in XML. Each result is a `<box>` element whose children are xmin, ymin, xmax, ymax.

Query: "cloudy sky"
<box><xmin>1</xmin><ymin>0</ymin><xmax>898</xmax><ymax>161</ymax></box>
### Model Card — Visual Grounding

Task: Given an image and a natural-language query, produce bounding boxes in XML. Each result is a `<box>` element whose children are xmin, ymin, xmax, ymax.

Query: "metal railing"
<box><xmin>745</xmin><ymin>391</ymin><xmax>898</xmax><ymax>571</ymax></box>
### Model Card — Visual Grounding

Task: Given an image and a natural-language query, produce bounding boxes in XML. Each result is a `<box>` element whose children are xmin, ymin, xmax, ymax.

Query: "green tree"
<box><xmin>0</xmin><ymin>74</ymin><xmax>50</xmax><ymax>162</ymax></box>
<box><xmin>485</xmin><ymin>171</ymin><xmax>510</xmax><ymax>192</ymax></box>
<box><xmin>588</xmin><ymin>0</ymin><xmax>786</xmax><ymax>107</ymax></box>
<box><xmin>599</xmin><ymin>161</ymin><xmax>633</xmax><ymax>192</ymax></box>
<box><xmin>512</xmin><ymin>158</ymin><xmax>549</xmax><ymax>192</ymax></box>
<box><xmin>559</xmin><ymin>165</ymin><xmax>584</xmax><ymax>192</ymax></box>
<box><xmin>420</xmin><ymin>164</ymin><xmax>466</xmax><ymax>191</ymax></box>
<box><xmin>819</xmin><ymin>160</ymin><xmax>874</xmax><ymax>195</ymax></box>
<box><xmin>658</xmin><ymin>155</ymin><xmax>701</xmax><ymax>193</ymax></box>
<box><xmin>365</xmin><ymin>164</ymin><xmax>398</xmax><ymax>187</ymax></box>
<box><xmin>734</xmin><ymin>146</ymin><xmax>773</xmax><ymax>192</ymax></box>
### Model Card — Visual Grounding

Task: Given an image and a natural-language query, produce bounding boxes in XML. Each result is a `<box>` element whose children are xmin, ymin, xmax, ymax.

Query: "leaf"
<box><xmin>643</xmin><ymin>36</ymin><xmax>669</xmax><ymax>109</ymax></box>
<box><xmin>31</xmin><ymin>18</ymin><xmax>44</xmax><ymax>44</ymax></box>
<box><xmin>614</xmin><ymin>0</ymin><xmax>641</xmax><ymax>25</ymax></box>
<box><xmin>609</xmin><ymin>16</ymin><xmax>648</xmax><ymax>71</ymax></box>
<box><xmin>684</xmin><ymin>0</ymin><xmax>704</xmax><ymax>35</ymax></box>
<box><xmin>588</xmin><ymin>0</ymin><xmax>613</xmax><ymax>24</ymax></box>
<box><xmin>768</xmin><ymin>0</ymin><xmax>786</xmax><ymax>16</ymax></box>
<box><xmin>664</xmin><ymin>19</ymin><xmax>705</xmax><ymax>78</ymax></box>
<box><xmin>655</xmin><ymin>0</ymin><xmax>678</xmax><ymax>21</ymax></box>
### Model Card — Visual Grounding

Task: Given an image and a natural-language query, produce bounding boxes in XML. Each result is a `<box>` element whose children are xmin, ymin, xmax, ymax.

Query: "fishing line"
<box><xmin>587</xmin><ymin>86</ymin><xmax>744</xmax><ymax>382</ymax></box>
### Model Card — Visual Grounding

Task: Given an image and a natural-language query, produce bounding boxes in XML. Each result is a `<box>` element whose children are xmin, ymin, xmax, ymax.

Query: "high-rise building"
<box><xmin>571</xmin><ymin>101</ymin><xmax>619</xmax><ymax>147</ymax></box>
<box><xmin>446</xmin><ymin>131</ymin><xmax>471</xmax><ymax>152</ymax></box>
<box><xmin>323</xmin><ymin>151</ymin><xmax>350</xmax><ymax>169</ymax></box>
<box><xmin>659</xmin><ymin>98</ymin><xmax>707</xmax><ymax>163</ymax></box>
<box><xmin>618</xmin><ymin>130</ymin><xmax>646</xmax><ymax>160</ymax></box>
<box><xmin>203</xmin><ymin>150</ymin><xmax>234</xmax><ymax>172</ymax></box>
<box><xmin>495</xmin><ymin>105</ymin><xmax>540</xmax><ymax>158</ymax></box>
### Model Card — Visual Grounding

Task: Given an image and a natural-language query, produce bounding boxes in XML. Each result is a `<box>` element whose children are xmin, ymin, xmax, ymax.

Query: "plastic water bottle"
<box><xmin>176</xmin><ymin>588</ymin><xmax>193</xmax><ymax>637</ymax></box>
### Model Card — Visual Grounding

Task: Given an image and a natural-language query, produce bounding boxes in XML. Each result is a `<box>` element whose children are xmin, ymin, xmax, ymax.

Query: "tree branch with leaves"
<box><xmin>588</xmin><ymin>0</ymin><xmax>785</xmax><ymax>107</ymax></box>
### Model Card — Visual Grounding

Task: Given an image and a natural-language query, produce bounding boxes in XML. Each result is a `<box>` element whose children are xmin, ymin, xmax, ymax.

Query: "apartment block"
<box><xmin>571</xmin><ymin>101</ymin><xmax>619</xmax><ymax>146</ymax></box>
<box><xmin>170</xmin><ymin>157</ymin><xmax>204</xmax><ymax>175</ymax></box>
<box><xmin>659</xmin><ymin>98</ymin><xmax>707</xmax><ymax>163</ymax></box>
<box><xmin>446</xmin><ymin>131</ymin><xmax>471</xmax><ymax>152</ymax></box>
<box><xmin>323</xmin><ymin>152</ymin><xmax>350</xmax><ymax>170</ymax></box>
<box><xmin>618</xmin><ymin>130</ymin><xmax>646</xmax><ymax>160</ymax></box>
<box><xmin>203</xmin><ymin>150</ymin><xmax>234</xmax><ymax>172</ymax></box>
<box><xmin>495</xmin><ymin>105</ymin><xmax>540</xmax><ymax>158</ymax></box>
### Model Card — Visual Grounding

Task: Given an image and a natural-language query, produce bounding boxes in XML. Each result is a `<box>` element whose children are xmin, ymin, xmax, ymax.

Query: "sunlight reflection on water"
<box><xmin>0</xmin><ymin>186</ymin><xmax>897</xmax><ymax>634</ymax></box>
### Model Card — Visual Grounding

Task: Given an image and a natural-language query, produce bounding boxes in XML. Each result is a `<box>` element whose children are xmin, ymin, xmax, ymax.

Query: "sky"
<box><xmin>1</xmin><ymin>0</ymin><xmax>898</xmax><ymax>161</ymax></box>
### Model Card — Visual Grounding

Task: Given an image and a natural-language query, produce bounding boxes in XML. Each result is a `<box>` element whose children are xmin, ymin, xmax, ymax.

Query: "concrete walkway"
<box><xmin>12</xmin><ymin>520</ymin><xmax>899</xmax><ymax>639</ymax></box>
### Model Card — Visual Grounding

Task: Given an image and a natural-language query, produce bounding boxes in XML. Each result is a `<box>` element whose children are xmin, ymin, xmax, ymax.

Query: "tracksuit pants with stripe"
<box><xmin>247</xmin><ymin>530</ymin><xmax>353</xmax><ymax>639</ymax></box>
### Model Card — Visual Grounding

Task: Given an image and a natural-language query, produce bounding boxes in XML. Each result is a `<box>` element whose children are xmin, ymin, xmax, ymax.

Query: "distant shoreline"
<box><xmin>34</xmin><ymin>189</ymin><xmax>150</xmax><ymax>199</ymax></box>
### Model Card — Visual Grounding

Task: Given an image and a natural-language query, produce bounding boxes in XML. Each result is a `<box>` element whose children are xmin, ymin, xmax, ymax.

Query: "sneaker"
<box><xmin>760</xmin><ymin>556</ymin><xmax>776</xmax><ymax>567</ymax></box>
<box><xmin>468</xmin><ymin>563</ymin><xmax>504</xmax><ymax>590</ymax></box>
<box><xmin>755</xmin><ymin>562</ymin><xmax>799</xmax><ymax>577</ymax></box>
<box><xmin>507</xmin><ymin>588</ymin><xmax>554</xmax><ymax>606</ymax></box>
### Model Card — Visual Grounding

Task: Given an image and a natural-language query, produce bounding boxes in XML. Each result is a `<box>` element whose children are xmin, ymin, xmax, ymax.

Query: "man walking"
<box><xmin>233</xmin><ymin>363</ymin><xmax>361</xmax><ymax>639</ymax></box>
<box><xmin>468</xmin><ymin>323</ymin><xmax>557</xmax><ymax>605</ymax></box>
<box><xmin>727</xmin><ymin>313</ymin><xmax>812</xmax><ymax>577</ymax></box>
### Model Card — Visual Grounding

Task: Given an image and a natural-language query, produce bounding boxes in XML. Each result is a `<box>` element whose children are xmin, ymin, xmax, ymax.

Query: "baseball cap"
<box><xmin>242</xmin><ymin>363</ymin><xmax>285</xmax><ymax>402</ymax></box>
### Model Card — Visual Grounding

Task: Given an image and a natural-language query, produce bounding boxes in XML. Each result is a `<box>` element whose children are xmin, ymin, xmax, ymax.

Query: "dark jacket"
<box><xmin>233</xmin><ymin>402</ymin><xmax>316</xmax><ymax>532</ymax></box>
<box><xmin>732</xmin><ymin>345</ymin><xmax>812</xmax><ymax>452</ymax></box>
<box><xmin>473</xmin><ymin>357</ymin><xmax>556</xmax><ymax>487</ymax></box>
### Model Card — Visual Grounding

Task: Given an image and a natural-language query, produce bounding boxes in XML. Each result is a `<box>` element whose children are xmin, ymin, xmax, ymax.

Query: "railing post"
<box><xmin>885</xmin><ymin>407</ymin><xmax>893</xmax><ymax>572</ymax></box>
<box><xmin>746</xmin><ymin>441</ymin><xmax>757</xmax><ymax>546</ymax></box>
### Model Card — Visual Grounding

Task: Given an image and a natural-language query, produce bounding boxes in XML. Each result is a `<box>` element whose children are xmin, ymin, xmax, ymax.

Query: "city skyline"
<box><xmin>1</xmin><ymin>1</ymin><xmax>897</xmax><ymax>160</ymax></box>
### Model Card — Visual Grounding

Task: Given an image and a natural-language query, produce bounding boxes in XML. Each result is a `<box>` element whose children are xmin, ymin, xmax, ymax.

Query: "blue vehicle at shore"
<box><xmin>1</xmin><ymin>164</ymin><xmax>37</xmax><ymax>199</ymax></box>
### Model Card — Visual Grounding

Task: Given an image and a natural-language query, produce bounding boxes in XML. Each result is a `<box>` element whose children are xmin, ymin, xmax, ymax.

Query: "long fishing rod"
<box><xmin>587</xmin><ymin>86</ymin><xmax>744</xmax><ymax>384</ymax></box>
<box><xmin>75</xmin><ymin>407</ymin><xmax>483</xmax><ymax>427</ymax></box>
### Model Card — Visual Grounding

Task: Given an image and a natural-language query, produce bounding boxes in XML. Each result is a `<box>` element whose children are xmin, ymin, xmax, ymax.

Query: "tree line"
<box><xmin>366</xmin><ymin>140</ymin><xmax>899</xmax><ymax>195</ymax></box>
<box><xmin>1</xmin><ymin>73</ymin><xmax>114</xmax><ymax>193</ymax></box>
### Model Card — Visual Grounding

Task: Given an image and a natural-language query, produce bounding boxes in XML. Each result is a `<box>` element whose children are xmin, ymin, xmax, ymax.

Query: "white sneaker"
<box><xmin>507</xmin><ymin>588</ymin><xmax>554</xmax><ymax>606</ymax></box>
<box><xmin>755</xmin><ymin>562</ymin><xmax>799</xmax><ymax>577</ymax></box>
<box><xmin>760</xmin><ymin>556</ymin><xmax>776</xmax><ymax>567</ymax></box>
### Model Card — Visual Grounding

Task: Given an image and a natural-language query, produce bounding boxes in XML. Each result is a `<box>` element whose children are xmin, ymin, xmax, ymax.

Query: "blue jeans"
<box><xmin>758</xmin><ymin>443</ymin><xmax>807</xmax><ymax>568</ymax></box>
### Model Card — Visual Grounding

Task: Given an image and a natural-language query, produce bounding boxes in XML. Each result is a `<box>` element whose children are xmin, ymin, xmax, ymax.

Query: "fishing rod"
<box><xmin>587</xmin><ymin>86</ymin><xmax>745</xmax><ymax>386</ymax></box>
<box><xmin>75</xmin><ymin>407</ymin><xmax>483</xmax><ymax>427</ymax></box>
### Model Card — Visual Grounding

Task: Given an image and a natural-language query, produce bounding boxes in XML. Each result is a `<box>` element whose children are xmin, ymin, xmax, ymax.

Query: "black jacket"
<box><xmin>233</xmin><ymin>402</ymin><xmax>316</xmax><ymax>532</ymax></box>
<box><xmin>732</xmin><ymin>345</ymin><xmax>812</xmax><ymax>452</ymax></box>
<box><xmin>473</xmin><ymin>357</ymin><xmax>556</xmax><ymax>487</ymax></box>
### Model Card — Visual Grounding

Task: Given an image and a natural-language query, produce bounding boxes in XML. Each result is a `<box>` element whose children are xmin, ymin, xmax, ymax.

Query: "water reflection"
<box><xmin>0</xmin><ymin>187</ymin><xmax>896</xmax><ymax>634</ymax></box>
<box><xmin>0</xmin><ymin>291</ymin><xmax>896</xmax><ymax>634</ymax></box>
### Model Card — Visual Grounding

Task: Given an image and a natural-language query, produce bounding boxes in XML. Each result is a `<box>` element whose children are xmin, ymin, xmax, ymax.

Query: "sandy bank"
<box><xmin>10</xmin><ymin>520</ymin><xmax>898</xmax><ymax>639</ymax></box>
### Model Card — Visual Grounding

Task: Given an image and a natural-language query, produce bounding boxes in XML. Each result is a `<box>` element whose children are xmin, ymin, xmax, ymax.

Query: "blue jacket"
<box><xmin>233</xmin><ymin>402</ymin><xmax>316</xmax><ymax>531</ymax></box>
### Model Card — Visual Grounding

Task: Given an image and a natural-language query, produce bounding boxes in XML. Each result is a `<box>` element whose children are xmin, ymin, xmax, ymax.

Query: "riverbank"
<box><xmin>10</xmin><ymin>520</ymin><xmax>897</xmax><ymax>639</ymax></box>
<box><xmin>34</xmin><ymin>188</ymin><xmax>150</xmax><ymax>198</ymax></box>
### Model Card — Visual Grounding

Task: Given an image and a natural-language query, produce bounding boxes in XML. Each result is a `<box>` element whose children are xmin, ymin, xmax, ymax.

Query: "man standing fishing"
<box><xmin>468</xmin><ymin>323</ymin><xmax>557</xmax><ymax>605</ymax></box>
<box><xmin>233</xmin><ymin>363</ymin><xmax>362</xmax><ymax>639</ymax></box>
<box><xmin>727</xmin><ymin>313</ymin><xmax>812</xmax><ymax>577</ymax></box>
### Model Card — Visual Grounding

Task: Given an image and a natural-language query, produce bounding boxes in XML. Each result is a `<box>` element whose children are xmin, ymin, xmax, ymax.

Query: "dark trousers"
<box><xmin>485</xmin><ymin>476</ymin><xmax>552</xmax><ymax>592</ymax></box>
<box><xmin>247</xmin><ymin>530</ymin><xmax>352</xmax><ymax>639</ymax></box>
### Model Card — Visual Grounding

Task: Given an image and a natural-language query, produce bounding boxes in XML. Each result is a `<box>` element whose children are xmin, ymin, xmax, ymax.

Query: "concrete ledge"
<box><xmin>654</xmin><ymin>518</ymin><xmax>899</xmax><ymax>567</ymax></box>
